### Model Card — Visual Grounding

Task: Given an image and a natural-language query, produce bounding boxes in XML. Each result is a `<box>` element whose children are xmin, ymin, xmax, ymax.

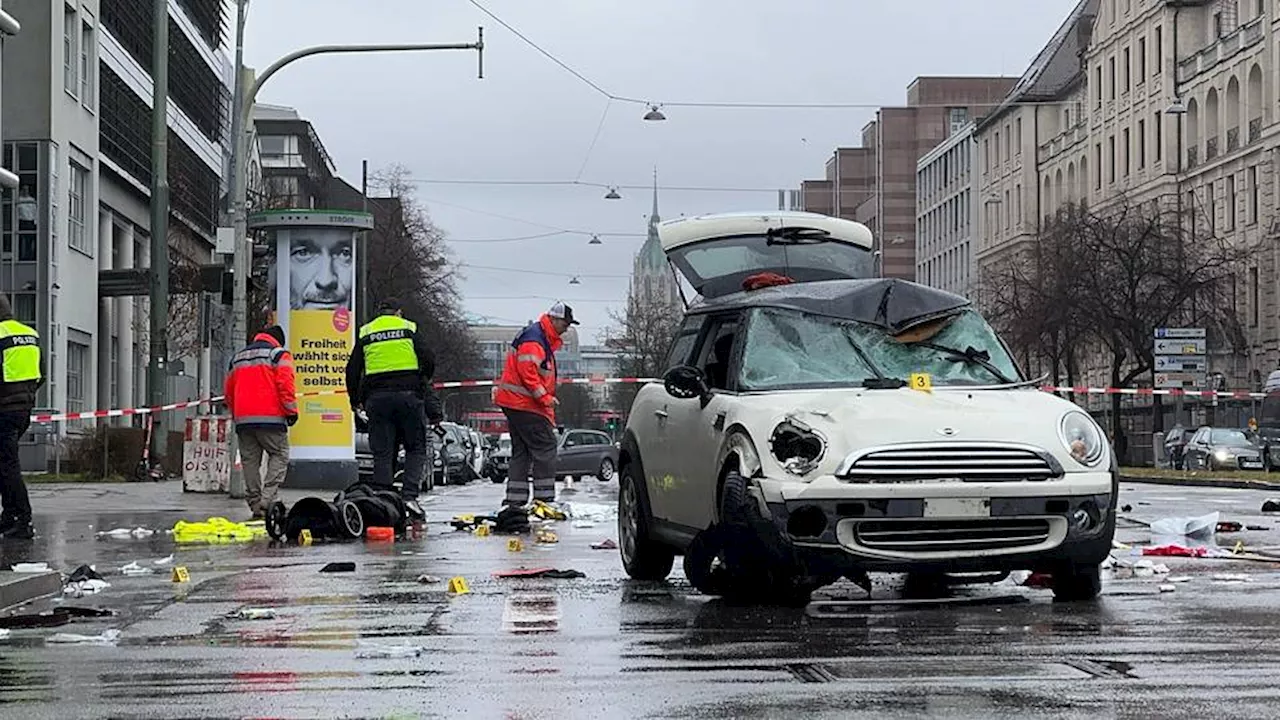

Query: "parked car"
<box><xmin>487</xmin><ymin>432</ymin><xmax>512</xmax><ymax>483</ymax></box>
<box><xmin>1182</xmin><ymin>426</ymin><xmax>1263</xmax><ymax>471</ymax></box>
<box><xmin>354</xmin><ymin>422</ymin><xmax>429</xmax><ymax>493</ymax></box>
<box><xmin>556</xmin><ymin>428</ymin><xmax>618</xmax><ymax>481</ymax></box>
<box><xmin>616</xmin><ymin>211</ymin><xmax>1117</xmax><ymax>606</ymax></box>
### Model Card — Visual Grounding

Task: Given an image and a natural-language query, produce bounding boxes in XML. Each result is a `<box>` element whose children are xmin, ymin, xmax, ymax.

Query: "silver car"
<box><xmin>1182</xmin><ymin>426</ymin><xmax>1264</xmax><ymax>471</ymax></box>
<box><xmin>556</xmin><ymin>429</ymin><xmax>618</xmax><ymax>481</ymax></box>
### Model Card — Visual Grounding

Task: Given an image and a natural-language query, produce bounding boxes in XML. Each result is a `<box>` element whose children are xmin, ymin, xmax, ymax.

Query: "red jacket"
<box><xmin>225</xmin><ymin>333</ymin><xmax>298</xmax><ymax>428</ymax></box>
<box><xmin>493</xmin><ymin>314</ymin><xmax>562</xmax><ymax>423</ymax></box>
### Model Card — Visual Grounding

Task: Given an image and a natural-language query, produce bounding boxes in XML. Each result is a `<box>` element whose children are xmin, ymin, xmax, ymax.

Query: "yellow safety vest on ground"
<box><xmin>358</xmin><ymin>315</ymin><xmax>419</xmax><ymax>376</ymax></box>
<box><xmin>0</xmin><ymin>319</ymin><xmax>40</xmax><ymax>383</ymax></box>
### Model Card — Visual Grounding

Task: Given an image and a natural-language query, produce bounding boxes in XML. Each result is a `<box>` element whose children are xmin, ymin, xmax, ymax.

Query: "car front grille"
<box><xmin>847</xmin><ymin>517</ymin><xmax>1060</xmax><ymax>557</ymax></box>
<box><xmin>839</xmin><ymin>444</ymin><xmax>1059</xmax><ymax>482</ymax></box>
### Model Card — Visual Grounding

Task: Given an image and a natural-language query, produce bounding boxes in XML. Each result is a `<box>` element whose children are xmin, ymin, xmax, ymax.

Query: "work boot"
<box><xmin>1</xmin><ymin>520</ymin><xmax>34</xmax><ymax>540</ymax></box>
<box><xmin>404</xmin><ymin>500</ymin><xmax>425</xmax><ymax>522</ymax></box>
<box><xmin>0</xmin><ymin>513</ymin><xmax>16</xmax><ymax>535</ymax></box>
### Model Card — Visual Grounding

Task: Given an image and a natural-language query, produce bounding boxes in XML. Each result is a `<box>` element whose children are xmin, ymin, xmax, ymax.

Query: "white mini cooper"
<box><xmin>616</xmin><ymin>212</ymin><xmax>1117</xmax><ymax>604</ymax></box>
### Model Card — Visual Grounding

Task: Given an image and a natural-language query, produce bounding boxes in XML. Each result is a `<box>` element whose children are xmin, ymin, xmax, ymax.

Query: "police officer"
<box><xmin>344</xmin><ymin>297</ymin><xmax>442</xmax><ymax>520</ymax></box>
<box><xmin>0</xmin><ymin>295</ymin><xmax>43</xmax><ymax>540</ymax></box>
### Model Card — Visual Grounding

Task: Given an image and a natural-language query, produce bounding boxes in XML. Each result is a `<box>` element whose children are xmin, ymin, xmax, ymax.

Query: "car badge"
<box><xmin>937</xmin><ymin>427</ymin><xmax>957</xmax><ymax>437</ymax></box>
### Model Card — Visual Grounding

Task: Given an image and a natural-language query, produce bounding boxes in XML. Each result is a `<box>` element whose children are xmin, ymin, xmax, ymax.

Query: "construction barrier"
<box><xmin>182</xmin><ymin>417</ymin><xmax>232</xmax><ymax>493</ymax></box>
<box><xmin>27</xmin><ymin>378</ymin><xmax>1272</xmax><ymax>425</ymax></box>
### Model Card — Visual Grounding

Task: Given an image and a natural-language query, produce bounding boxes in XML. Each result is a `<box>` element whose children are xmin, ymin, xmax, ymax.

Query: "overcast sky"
<box><xmin>243</xmin><ymin>0</ymin><xmax>1077</xmax><ymax>346</ymax></box>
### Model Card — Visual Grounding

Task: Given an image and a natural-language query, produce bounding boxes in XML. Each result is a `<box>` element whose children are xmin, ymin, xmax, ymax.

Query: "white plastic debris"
<box><xmin>120</xmin><ymin>562</ymin><xmax>153</xmax><ymax>577</ymax></box>
<box><xmin>153</xmin><ymin>554</ymin><xmax>174</xmax><ymax>566</ymax></box>
<box><xmin>1134</xmin><ymin>559</ymin><xmax>1156</xmax><ymax>577</ymax></box>
<box><xmin>234</xmin><ymin>608</ymin><xmax>276</xmax><ymax>620</ymax></box>
<box><xmin>46</xmin><ymin>629</ymin><xmax>121</xmax><ymax>646</ymax></box>
<box><xmin>416</xmin><ymin>574</ymin><xmax>440</xmax><ymax>584</ymax></box>
<box><xmin>1168</xmin><ymin>576</ymin><xmax>1193</xmax><ymax>583</ymax></box>
<box><xmin>1158</xmin><ymin>584</ymin><xmax>1177</xmax><ymax>593</ymax></box>
<box><xmin>1212</xmin><ymin>573</ymin><xmax>1252</xmax><ymax>583</ymax></box>
<box><xmin>63</xmin><ymin>579</ymin><xmax>110</xmax><ymax>597</ymax></box>
<box><xmin>1152</xmin><ymin>563</ymin><xmax>1171</xmax><ymax>575</ymax></box>
<box><xmin>563</xmin><ymin>502</ymin><xmax>615</xmax><ymax>523</ymax></box>
<box><xmin>0</xmin><ymin>629</ymin><xmax>9</xmax><ymax>640</ymax></box>
<box><xmin>11</xmin><ymin>562</ymin><xmax>50</xmax><ymax>573</ymax></box>
<box><xmin>96</xmin><ymin>527</ymin><xmax>154</xmax><ymax>539</ymax></box>
<box><xmin>354</xmin><ymin>640</ymin><xmax>424</xmax><ymax>659</ymax></box>
<box><xmin>571</xmin><ymin>520</ymin><xmax>597</xmax><ymax>529</ymax></box>
<box><xmin>1149</xmin><ymin>512</ymin><xmax>1220</xmax><ymax>540</ymax></box>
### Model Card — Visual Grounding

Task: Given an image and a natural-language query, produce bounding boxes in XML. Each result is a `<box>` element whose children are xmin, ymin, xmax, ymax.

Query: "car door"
<box><xmin>651</xmin><ymin>313</ymin><xmax>742</xmax><ymax>531</ymax></box>
<box><xmin>633</xmin><ymin>316</ymin><xmax>703</xmax><ymax>523</ymax></box>
<box><xmin>556</xmin><ymin>431</ymin><xmax>590</xmax><ymax>475</ymax></box>
<box><xmin>1186</xmin><ymin>427</ymin><xmax>1210</xmax><ymax>468</ymax></box>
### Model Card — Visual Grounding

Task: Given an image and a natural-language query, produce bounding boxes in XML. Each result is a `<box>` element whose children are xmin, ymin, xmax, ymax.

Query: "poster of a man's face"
<box><xmin>286</xmin><ymin>230</ymin><xmax>353</xmax><ymax>310</ymax></box>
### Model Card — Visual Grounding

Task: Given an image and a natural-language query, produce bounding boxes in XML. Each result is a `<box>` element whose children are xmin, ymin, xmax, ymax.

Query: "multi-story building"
<box><xmin>800</xmin><ymin>76</ymin><xmax>1017</xmax><ymax>280</ymax></box>
<box><xmin>1</xmin><ymin>0</ymin><xmax>231</xmax><ymax>460</ymax></box>
<box><xmin>915</xmin><ymin>120</ymin><xmax>978</xmax><ymax>297</ymax></box>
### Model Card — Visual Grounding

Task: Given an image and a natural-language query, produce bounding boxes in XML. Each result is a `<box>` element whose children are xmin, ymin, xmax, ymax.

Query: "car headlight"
<box><xmin>1060</xmin><ymin>411</ymin><xmax>1105</xmax><ymax>467</ymax></box>
<box><xmin>1214</xmin><ymin>449</ymin><xmax>1232</xmax><ymax>461</ymax></box>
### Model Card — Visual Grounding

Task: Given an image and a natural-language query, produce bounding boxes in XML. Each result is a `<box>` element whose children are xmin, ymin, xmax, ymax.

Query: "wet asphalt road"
<box><xmin>0</xmin><ymin>480</ymin><xmax>1279</xmax><ymax>719</ymax></box>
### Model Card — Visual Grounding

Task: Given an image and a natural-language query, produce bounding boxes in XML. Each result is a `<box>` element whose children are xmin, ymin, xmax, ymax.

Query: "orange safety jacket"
<box><xmin>225</xmin><ymin>332</ymin><xmax>298</xmax><ymax>429</ymax></box>
<box><xmin>493</xmin><ymin>314</ymin><xmax>562</xmax><ymax>423</ymax></box>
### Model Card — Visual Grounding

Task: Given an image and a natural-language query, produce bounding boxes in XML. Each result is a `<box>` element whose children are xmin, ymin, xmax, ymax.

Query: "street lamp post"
<box><xmin>224</xmin><ymin>18</ymin><xmax>484</xmax><ymax>498</ymax></box>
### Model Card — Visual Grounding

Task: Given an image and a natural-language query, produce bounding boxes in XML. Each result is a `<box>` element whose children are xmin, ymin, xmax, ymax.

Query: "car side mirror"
<box><xmin>664</xmin><ymin>365</ymin><xmax>712</xmax><ymax>407</ymax></box>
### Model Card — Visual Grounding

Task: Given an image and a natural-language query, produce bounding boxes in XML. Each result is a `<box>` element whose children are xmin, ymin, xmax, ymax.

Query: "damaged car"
<box><xmin>616</xmin><ymin>211</ymin><xmax>1117</xmax><ymax>605</ymax></box>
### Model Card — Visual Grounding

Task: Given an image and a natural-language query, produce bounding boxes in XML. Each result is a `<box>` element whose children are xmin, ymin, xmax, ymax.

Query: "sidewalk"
<box><xmin>1120</xmin><ymin>468</ymin><xmax>1280</xmax><ymax>491</ymax></box>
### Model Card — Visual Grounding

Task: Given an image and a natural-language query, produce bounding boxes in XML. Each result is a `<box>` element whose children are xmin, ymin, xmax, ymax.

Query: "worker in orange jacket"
<box><xmin>225</xmin><ymin>326</ymin><xmax>298</xmax><ymax>518</ymax></box>
<box><xmin>493</xmin><ymin>302</ymin><xmax>578</xmax><ymax>508</ymax></box>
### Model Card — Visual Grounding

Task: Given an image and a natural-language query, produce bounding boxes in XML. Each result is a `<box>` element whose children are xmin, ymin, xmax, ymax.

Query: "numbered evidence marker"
<box><xmin>299</xmin><ymin>529</ymin><xmax>313</xmax><ymax>546</ymax></box>
<box><xmin>507</xmin><ymin>538</ymin><xmax>524</xmax><ymax>552</ymax></box>
<box><xmin>171</xmin><ymin>566</ymin><xmax>190</xmax><ymax>583</ymax></box>
<box><xmin>447</xmin><ymin>576</ymin><xmax>470</xmax><ymax>595</ymax></box>
<box><xmin>910</xmin><ymin>373</ymin><xmax>933</xmax><ymax>392</ymax></box>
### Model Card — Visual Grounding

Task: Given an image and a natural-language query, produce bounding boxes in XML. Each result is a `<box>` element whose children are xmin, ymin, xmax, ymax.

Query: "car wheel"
<box><xmin>338</xmin><ymin>500</ymin><xmax>364</xmax><ymax>539</ymax></box>
<box><xmin>716</xmin><ymin>470</ymin><xmax>820</xmax><ymax>606</ymax></box>
<box><xmin>265</xmin><ymin>501</ymin><xmax>288</xmax><ymax>541</ymax></box>
<box><xmin>618</xmin><ymin>461</ymin><xmax>675</xmax><ymax>581</ymax></box>
<box><xmin>683</xmin><ymin>526</ymin><xmax>734</xmax><ymax>596</ymax></box>
<box><xmin>1051</xmin><ymin>563</ymin><xmax>1102</xmax><ymax>602</ymax></box>
<box><xmin>598</xmin><ymin>457</ymin><xmax>616</xmax><ymax>482</ymax></box>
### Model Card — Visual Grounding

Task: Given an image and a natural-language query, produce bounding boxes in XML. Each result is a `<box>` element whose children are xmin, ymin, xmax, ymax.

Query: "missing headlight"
<box><xmin>770</xmin><ymin>418</ymin><xmax>826</xmax><ymax>475</ymax></box>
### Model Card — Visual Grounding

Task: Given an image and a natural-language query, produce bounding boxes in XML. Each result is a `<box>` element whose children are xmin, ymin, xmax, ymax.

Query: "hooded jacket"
<box><xmin>493</xmin><ymin>314</ymin><xmax>562</xmax><ymax>423</ymax></box>
<box><xmin>225</xmin><ymin>331</ymin><xmax>297</xmax><ymax>429</ymax></box>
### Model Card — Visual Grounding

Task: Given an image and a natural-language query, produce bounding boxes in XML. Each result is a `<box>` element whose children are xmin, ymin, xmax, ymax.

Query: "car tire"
<box><xmin>618</xmin><ymin>461</ymin><xmax>675</xmax><ymax>581</ymax></box>
<box><xmin>715</xmin><ymin>470</ymin><xmax>819</xmax><ymax>607</ymax></box>
<box><xmin>1051</xmin><ymin>563</ymin><xmax>1102</xmax><ymax>601</ymax></box>
<box><xmin>338</xmin><ymin>500</ymin><xmax>364</xmax><ymax>539</ymax></box>
<box><xmin>265</xmin><ymin>501</ymin><xmax>288</xmax><ymax>541</ymax></box>
<box><xmin>598</xmin><ymin>457</ymin><xmax>616</xmax><ymax>482</ymax></box>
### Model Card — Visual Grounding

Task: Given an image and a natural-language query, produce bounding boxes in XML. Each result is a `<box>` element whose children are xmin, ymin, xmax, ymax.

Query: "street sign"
<box><xmin>1154</xmin><ymin>328</ymin><xmax>1206</xmax><ymax>339</ymax></box>
<box><xmin>1155</xmin><ymin>372</ymin><xmax>1208</xmax><ymax>388</ymax></box>
<box><xmin>1153</xmin><ymin>338</ymin><xmax>1207</xmax><ymax>354</ymax></box>
<box><xmin>1155</xmin><ymin>355</ymin><xmax>1208</xmax><ymax>372</ymax></box>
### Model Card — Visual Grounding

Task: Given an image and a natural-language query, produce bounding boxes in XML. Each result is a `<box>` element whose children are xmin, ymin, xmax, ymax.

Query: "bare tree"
<box><xmin>555</xmin><ymin>382</ymin><xmax>595</xmax><ymax>429</ymax></box>
<box><xmin>985</xmin><ymin>197</ymin><xmax>1253</xmax><ymax>460</ymax></box>
<box><xmin>606</xmin><ymin>281</ymin><xmax>682</xmax><ymax>415</ymax></box>
<box><xmin>133</xmin><ymin>241</ymin><xmax>221</xmax><ymax>362</ymax></box>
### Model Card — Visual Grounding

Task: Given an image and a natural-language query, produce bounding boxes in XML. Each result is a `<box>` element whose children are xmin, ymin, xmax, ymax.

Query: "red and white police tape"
<box><xmin>27</xmin><ymin>378</ymin><xmax>1267</xmax><ymax>424</ymax></box>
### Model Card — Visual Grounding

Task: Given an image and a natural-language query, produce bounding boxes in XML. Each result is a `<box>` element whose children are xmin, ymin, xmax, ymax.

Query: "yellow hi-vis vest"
<box><xmin>359</xmin><ymin>315</ymin><xmax>419</xmax><ymax>375</ymax></box>
<box><xmin>0</xmin><ymin>320</ymin><xmax>40</xmax><ymax>383</ymax></box>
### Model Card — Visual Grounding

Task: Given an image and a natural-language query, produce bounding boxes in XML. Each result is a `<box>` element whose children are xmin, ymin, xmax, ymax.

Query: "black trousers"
<box><xmin>366</xmin><ymin>391</ymin><xmax>427</xmax><ymax>501</ymax></box>
<box><xmin>502</xmin><ymin>408</ymin><xmax>557</xmax><ymax>506</ymax></box>
<box><xmin>0</xmin><ymin>412</ymin><xmax>31</xmax><ymax>520</ymax></box>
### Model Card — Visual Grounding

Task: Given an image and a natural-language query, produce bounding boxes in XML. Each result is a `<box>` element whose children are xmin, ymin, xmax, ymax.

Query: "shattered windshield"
<box><xmin>737</xmin><ymin>307</ymin><xmax>1021</xmax><ymax>390</ymax></box>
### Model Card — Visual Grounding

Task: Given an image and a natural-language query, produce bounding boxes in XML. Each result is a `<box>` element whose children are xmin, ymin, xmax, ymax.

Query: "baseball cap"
<box><xmin>548</xmin><ymin>302</ymin><xmax>580</xmax><ymax>325</ymax></box>
<box><xmin>377</xmin><ymin>296</ymin><xmax>402</xmax><ymax>313</ymax></box>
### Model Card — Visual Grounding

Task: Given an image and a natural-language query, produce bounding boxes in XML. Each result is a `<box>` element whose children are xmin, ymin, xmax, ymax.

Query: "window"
<box><xmin>947</xmin><ymin>107</ymin><xmax>968</xmax><ymax>135</ymax></box>
<box><xmin>1005</xmin><ymin>124</ymin><xmax>1012</xmax><ymax>159</ymax></box>
<box><xmin>1015</xmin><ymin>118</ymin><xmax>1022</xmax><ymax>155</ymax></box>
<box><xmin>1004</xmin><ymin>190</ymin><xmax>1010</xmax><ymax>229</ymax></box>
<box><xmin>258</xmin><ymin>135</ymin><xmax>288</xmax><ymax>158</ymax></box>
<box><xmin>1123</xmin><ymin>47</ymin><xmax>1131</xmax><ymax>92</ymax></box>
<box><xmin>63</xmin><ymin>5</ymin><xmax>77</xmax><ymax>97</ymax></box>
<box><xmin>1108</xmin><ymin>135</ymin><xmax>1116</xmax><ymax>182</ymax></box>
<box><xmin>1154</xmin><ymin>27</ymin><xmax>1162</xmax><ymax>75</ymax></box>
<box><xmin>1248</xmin><ymin>165</ymin><xmax>1259</xmax><ymax>224</ymax></box>
<box><xmin>1138</xmin><ymin>38</ymin><xmax>1147</xmax><ymax>78</ymax></box>
<box><xmin>1095</xmin><ymin>66</ymin><xmax>1103</xmax><ymax>107</ymax></box>
<box><xmin>1154</xmin><ymin>112</ymin><xmax>1163</xmax><ymax>164</ymax></box>
<box><xmin>994</xmin><ymin>132</ymin><xmax>1001</xmax><ymax>165</ymax></box>
<box><xmin>1109</xmin><ymin>56</ymin><xmax>1116</xmax><ymax>99</ymax></box>
<box><xmin>1015</xmin><ymin>183</ymin><xmax>1022</xmax><ymax>222</ymax></box>
<box><xmin>1138</xmin><ymin>119</ymin><xmax>1146</xmax><ymax>168</ymax></box>
<box><xmin>664</xmin><ymin>316</ymin><xmax>702</xmax><ymax>370</ymax></box>
<box><xmin>1095</xmin><ymin>143</ymin><xmax>1103</xmax><ymax>188</ymax></box>
<box><xmin>1214</xmin><ymin>12</ymin><xmax>1223</xmax><ymax>37</ymax></box>
<box><xmin>7</xmin><ymin>293</ymin><xmax>35</xmax><ymax>324</ymax></box>
<box><xmin>68</xmin><ymin>162</ymin><xmax>89</xmax><ymax>254</ymax></box>
<box><xmin>1208</xmin><ymin>182</ymin><xmax>1216</xmax><ymax>232</ymax></box>
<box><xmin>1227</xmin><ymin>175</ymin><xmax>1237</xmax><ymax>231</ymax></box>
<box><xmin>696</xmin><ymin>317</ymin><xmax>740</xmax><ymax>391</ymax></box>
<box><xmin>983</xmin><ymin>139</ymin><xmax>990</xmax><ymax>172</ymax></box>
<box><xmin>66</xmin><ymin>341</ymin><xmax>88</xmax><ymax>414</ymax></box>
<box><xmin>1251</xmin><ymin>267</ymin><xmax>1260</xmax><ymax>327</ymax></box>
<box><xmin>80</xmin><ymin>21</ymin><xmax>94</xmax><ymax>108</ymax></box>
<box><xmin>110</xmin><ymin>337</ymin><xmax>119</xmax><ymax>409</ymax></box>
<box><xmin>1123</xmin><ymin>128</ymin><xmax>1131</xmax><ymax>176</ymax></box>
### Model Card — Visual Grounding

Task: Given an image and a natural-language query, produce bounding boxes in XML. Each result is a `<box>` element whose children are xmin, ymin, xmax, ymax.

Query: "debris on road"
<box><xmin>11</xmin><ymin>562</ymin><xmax>50</xmax><ymax>573</ymax></box>
<box><xmin>1158</xmin><ymin>584</ymin><xmax>1177</xmax><ymax>593</ymax></box>
<box><xmin>591</xmin><ymin>539</ymin><xmax>617</xmax><ymax>550</ymax></box>
<box><xmin>172</xmin><ymin>517</ymin><xmax>266</xmax><ymax>544</ymax></box>
<box><xmin>355</xmin><ymin>640</ymin><xmax>424</xmax><ymax>659</ymax></box>
<box><xmin>1143</xmin><ymin>544</ymin><xmax>1211</xmax><ymax>557</ymax></box>
<box><xmin>1150</xmin><ymin>512</ymin><xmax>1219</xmax><ymax>539</ymax></box>
<box><xmin>153</xmin><ymin>554</ymin><xmax>174</xmax><ymax>566</ymax></box>
<box><xmin>1212</xmin><ymin>573</ymin><xmax>1253</xmax><ymax>584</ymax></box>
<box><xmin>95</xmin><ymin>526</ymin><xmax>155</xmax><ymax>540</ymax></box>
<box><xmin>0</xmin><ymin>610</ymin><xmax>71</xmax><ymax>629</ymax></box>
<box><xmin>119</xmin><ymin>561</ymin><xmax>153</xmax><ymax>577</ymax></box>
<box><xmin>493</xmin><ymin>568</ymin><xmax>585</xmax><ymax>580</ymax></box>
<box><xmin>1262</xmin><ymin>499</ymin><xmax>1280</xmax><ymax>513</ymax></box>
<box><xmin>232</xmin><ymin>608</ymin><xmax>277</xmax><ymax>620</ymax></box>
<box><xmin>46</xmin><ymin>629</ymin><xmax>121</xmax><ymax>646</ymax></box>
<box><xmin>563</xmin><ymin>502</ymin><xmax>615</xmax><ymax>523</ymax></box>
<box><xmin>0</xmin><ymin>629</ymin><xmax>10</xmax><ymax>640</ymax></box>
<box><xmin>531</xmin><ymin>501</ymin><xmax>566</xmax><ymax>521</ymax></box>
<box><xmin>415</xmin><ymin>574</ymin><xmax>440</xmax><ymax>584</ymax></box>
<box><xmin>1216</xmin><ymin>521</ymin><xmax>1245</xmax><ymax>533</ymax></box>
<box><xmin>319</xmin><ymin>562</ymin><xmax>356</xmax><ymax>573</ymax></box>
<box><xmin>535</xmin><ymin>529</ymin><xmax>558</xmax><ymax>544</ymax></box>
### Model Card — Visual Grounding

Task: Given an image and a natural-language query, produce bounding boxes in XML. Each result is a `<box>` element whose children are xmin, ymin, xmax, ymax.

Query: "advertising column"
<box><xmin>249</xmin><ymin>210</ymin><xmax>374</xmax><ymax>490</ymax></box>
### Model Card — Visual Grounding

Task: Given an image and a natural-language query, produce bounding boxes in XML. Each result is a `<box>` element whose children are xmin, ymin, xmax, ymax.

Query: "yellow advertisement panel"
<box><xmin>289</xmin><ymin>309</ymin><xmax>353</xmax><ymax>448</ymax></box>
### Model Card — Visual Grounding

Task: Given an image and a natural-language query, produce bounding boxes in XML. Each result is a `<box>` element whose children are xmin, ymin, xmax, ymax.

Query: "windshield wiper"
<box><xmin>862</xmin><ymin>377</ymin><xmax>907</xmax><ymax>389</ymax></box>
<box><xmin>911</xmin><ymin>342</ymin><xmax>1016</xmax><ymax>385</ymax></box>
<box><xmin>765</xmin><ymin>227</ymin><xmax>831</xmax><ymax>246</ymax></box>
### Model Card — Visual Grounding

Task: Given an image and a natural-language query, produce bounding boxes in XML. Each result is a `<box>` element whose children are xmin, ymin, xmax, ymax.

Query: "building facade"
<box><xmin>631</xmin><ymin>177</ymin><xmax>682</xmax><ymax>309</ymax></box>
<box><xmin>800</xmin><ymin>76</ymin><xmax>1018</xmax><ymax>280</ymax></box>
<box><xmin>916</xmin><ymin>120</ymin><xmax>978</xmax><ymax>297</ymax></box>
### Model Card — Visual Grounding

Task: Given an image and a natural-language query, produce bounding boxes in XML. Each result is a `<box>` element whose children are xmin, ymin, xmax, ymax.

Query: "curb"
<box><xmin>0</xmin><ymin>571</ymin><xmax>62</xmax><ymax>611</ymax></box>
<box><xmin>1120</xmin><ymin>474</ymin><xmax>1280</xmax><ymax>492</ymax></box>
